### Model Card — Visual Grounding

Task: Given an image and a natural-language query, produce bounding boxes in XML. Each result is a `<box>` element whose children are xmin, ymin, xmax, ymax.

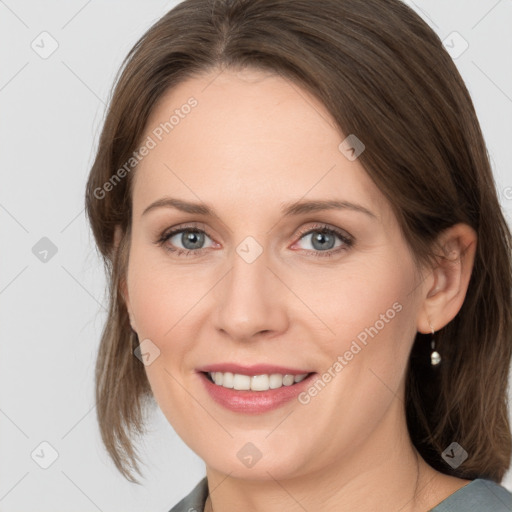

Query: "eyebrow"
<box><xmin>141</xmin><ymin>197</ymin><xmax>377</xmax><ymax>219</ymax></box>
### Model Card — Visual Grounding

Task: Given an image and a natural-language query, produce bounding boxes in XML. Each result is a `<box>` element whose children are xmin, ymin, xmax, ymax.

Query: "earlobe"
<box><xmin>416</xmin><ymin>223</ymin><xmax>477</xmax><ymax>334</ymax></box>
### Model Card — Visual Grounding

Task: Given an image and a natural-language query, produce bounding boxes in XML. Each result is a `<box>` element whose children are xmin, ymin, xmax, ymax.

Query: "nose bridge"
<box><xmin>213</xmin><ymin>238</ymin><xmax>287</xmax><ymax>339</ymax></box>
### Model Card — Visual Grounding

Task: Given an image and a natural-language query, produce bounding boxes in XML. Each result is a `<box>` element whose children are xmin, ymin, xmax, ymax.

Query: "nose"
<box><xmin>212</xmin><ymin>245</ymin><xmax>289</xmax><ymax>342</ymax></box>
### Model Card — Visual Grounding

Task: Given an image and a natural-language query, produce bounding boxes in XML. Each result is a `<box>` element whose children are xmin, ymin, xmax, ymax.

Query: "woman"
<box><xmin>85</xmin><ymin>0</ymin><xmax>512</xmax><ymax>510</ymax></box>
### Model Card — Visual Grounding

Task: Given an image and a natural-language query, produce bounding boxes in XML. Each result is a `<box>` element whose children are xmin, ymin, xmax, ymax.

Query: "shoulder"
<box><xmin>167</xmin><ymin>477</ymin><xmax>209</xmax><ymax>512</ymax></box>
<box><xmin>430</xmin><ymin>478</ymin><xmax>512</xmax><ymax>512</ymax></box>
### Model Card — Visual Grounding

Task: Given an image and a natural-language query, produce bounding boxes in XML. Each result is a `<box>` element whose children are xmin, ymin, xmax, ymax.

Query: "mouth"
<box><xmin>197</xmin><ymin>370</ymin><xmax>317</xmax><ymax>414</ymax></box>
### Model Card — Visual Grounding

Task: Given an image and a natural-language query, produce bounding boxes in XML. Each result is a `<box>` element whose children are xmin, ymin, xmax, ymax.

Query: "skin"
<box><xmin>118</xmin><ymin>67</ymin><xmax>477</xmax><ymax>511</ymax></box>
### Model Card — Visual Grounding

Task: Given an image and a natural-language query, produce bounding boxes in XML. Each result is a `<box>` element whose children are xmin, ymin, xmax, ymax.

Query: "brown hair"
<box><xmin>85</xmin><ymin>0</ymin><xmax>512</xmax><ymax>484</ymax></box>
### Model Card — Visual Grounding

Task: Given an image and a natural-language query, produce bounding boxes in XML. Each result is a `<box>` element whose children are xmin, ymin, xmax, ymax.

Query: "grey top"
<box><xmin>168</xmin><ymin>477</ymin><xmax>512</xmax><ymax>511</ymax></box>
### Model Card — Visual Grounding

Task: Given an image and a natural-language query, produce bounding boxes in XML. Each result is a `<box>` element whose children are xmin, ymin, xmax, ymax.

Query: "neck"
<box><xmin>203</xmin><ymin>399</ymin><xmax>441</xmax><ymax>512</ymax></box>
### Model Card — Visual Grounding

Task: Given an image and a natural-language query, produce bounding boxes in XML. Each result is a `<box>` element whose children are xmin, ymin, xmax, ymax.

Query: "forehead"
<box><xmin>131</xmin><ymin>68</ymin><xmax>389</xmax><ymax>221</ymax></box>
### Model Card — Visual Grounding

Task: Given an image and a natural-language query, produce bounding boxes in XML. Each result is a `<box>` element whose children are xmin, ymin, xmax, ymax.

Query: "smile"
<box><xmin>198</xmin><ymin>370</ymin><xmax>317</xmax><ymax>414</ymax></box>
<box><xmin>206</xmin><ymin>371</ymin><xmax>310</xmax><ymax>391</ymax></box>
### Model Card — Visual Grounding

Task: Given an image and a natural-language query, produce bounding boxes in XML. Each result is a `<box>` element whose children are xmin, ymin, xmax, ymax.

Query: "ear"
<box><xmin>114</xmin><ymin>225</ymin><xmax>137</xmax><ymax>333</ymax></box>
<box><xmin>416</xmin><ymin>223</ymin><xmax>477</xmax><ymax>333</ymax></box>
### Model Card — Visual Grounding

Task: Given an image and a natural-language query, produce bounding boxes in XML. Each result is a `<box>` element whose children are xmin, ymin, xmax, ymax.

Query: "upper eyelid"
<box><xmin>296</xmin><ymin>223</ymin><xmax>352</xmax><ymax>239</ymax></box>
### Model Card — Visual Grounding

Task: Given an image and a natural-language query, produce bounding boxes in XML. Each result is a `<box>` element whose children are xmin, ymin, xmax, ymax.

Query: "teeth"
<box><xmin>208</xmin><ymin>371</ymin><xmax>309</xmax><ymax>391</ymax></box>
<box><xmin>234</xmin><ymin>374</ymin><xmax>250</xmax><ymax>390</ymax></box>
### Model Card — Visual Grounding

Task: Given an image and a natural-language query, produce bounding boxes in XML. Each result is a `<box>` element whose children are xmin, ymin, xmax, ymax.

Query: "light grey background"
<box><xmin>1</xmin><ymin>1</ymin><xmax>511</xmax><ymax>510</ymax></box>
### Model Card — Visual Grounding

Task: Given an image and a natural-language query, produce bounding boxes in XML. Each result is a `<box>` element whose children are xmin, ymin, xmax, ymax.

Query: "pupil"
<box><xmin>182</xmin><ymin>231</ymin><xmax>204</xmax><ymax>250</ymax></box>
<box><xmin>312</xmin><ymin>232</ymin><xmax>334</xmax><ymax>251</ymax></box>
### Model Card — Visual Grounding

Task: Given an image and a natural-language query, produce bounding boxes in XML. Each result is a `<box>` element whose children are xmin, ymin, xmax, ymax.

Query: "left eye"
<box><xmin>295</xmin><ymin>228</ymin><xmax>346</xmax><ymax>252</ymax></box>
<box><xmin>292</xmin><ymin>226</ymin><xmax>354</xmax><ymax>256</ymax></box>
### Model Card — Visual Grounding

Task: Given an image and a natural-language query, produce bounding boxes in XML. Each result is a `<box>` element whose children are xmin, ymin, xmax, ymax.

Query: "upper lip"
<box><xmin>196</xmin><ymin>363</ymin><xmax>314</xmax><ymax>376</ymax></box>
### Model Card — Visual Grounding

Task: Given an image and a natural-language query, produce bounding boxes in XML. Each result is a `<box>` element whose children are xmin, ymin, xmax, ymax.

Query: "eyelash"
<box><xmin>155</xmin><ymin>222</ymin><xmax>354</xmax><ymax>259</ymax></box>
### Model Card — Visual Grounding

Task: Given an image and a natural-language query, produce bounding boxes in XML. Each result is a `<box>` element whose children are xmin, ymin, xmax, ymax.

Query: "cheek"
<box><xmin>127</xmin><ymin>244</ymin><xmax>204</xmax><ymax>341</ymax></box>
<box><xmin>311</xmin><ymin>254</ymin><xmax>419</xmax><ymax>399</ymax></box>
<box><xmin>126</xmin><ymin>249</ymin><xmax>204</xmax><ymax>424</ymax></box>
<box><xmin>310</xmin><ymin>259</ymin><xmax>414</xmax><ymax>345</ymax></box>
<box><xmin>126</xmin><ymin>245</ymin><xmax>214</xmax><ymax>417</ymax></box>
<box><xmin>290</xmin><ymin>263</ymin><xmax>418</xmax><ymax>461</ymax></box>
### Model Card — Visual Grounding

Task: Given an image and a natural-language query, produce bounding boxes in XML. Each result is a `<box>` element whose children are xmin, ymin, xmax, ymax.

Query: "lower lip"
<box><xmin>197</xmin><ymin>371</ymin><xmax>317</xmax><ymax>414</ymax></box>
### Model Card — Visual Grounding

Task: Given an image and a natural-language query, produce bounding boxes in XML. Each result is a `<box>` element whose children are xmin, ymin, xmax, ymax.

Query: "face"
<box><xmin>122</xmin><ymin>67</ymin><xmax>427</xmax><ymax>480</ymax></box>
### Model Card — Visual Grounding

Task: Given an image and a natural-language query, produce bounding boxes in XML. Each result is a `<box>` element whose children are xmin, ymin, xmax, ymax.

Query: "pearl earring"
<box><xmin>429</xmin><ymin>322</ymin><xmax>441</xmax><ymax>366</ymax></box>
